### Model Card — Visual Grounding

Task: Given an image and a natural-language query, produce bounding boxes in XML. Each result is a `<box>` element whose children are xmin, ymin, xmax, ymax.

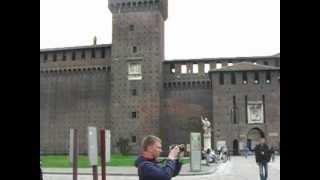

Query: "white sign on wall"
<box><xmin>247</xmin><ymin>101</ymin><xmax>264</xmax><ymax>124</ymax></box>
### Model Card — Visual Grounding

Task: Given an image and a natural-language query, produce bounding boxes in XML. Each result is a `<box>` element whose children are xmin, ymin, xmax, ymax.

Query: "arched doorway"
<box><xmin>233</xmin><ymin>139</ymin><xmax>239</xmax><ymax>155</ymax></box>
<box><xmin>247</xmin><ymin>128</ymin><xmax>264</xmax><ymax>151</ymax></box>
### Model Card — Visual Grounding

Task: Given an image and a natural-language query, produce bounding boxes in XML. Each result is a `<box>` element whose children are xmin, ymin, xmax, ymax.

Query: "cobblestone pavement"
<box><xmin>43</xmin><ymin>156</ymin><xmax>280</xmax><ymax>180</ymax></box>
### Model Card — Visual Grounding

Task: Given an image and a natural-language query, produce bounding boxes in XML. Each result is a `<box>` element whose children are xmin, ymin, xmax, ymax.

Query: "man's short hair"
<box><xmin>141</xmin><ymin>135</ymin><xmax>161</xmax><ymax>151</ymax></box>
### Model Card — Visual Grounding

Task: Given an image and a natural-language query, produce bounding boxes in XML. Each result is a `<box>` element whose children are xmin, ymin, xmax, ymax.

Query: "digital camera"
<box><xmin>169</xmin><ymin>144</ymin><xmax>185</xmax><ymax>152</ymax></box>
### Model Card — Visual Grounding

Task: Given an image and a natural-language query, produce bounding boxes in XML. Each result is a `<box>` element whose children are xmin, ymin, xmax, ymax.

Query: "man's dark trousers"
<box><xmin>258</xmin><ymin>162</ymin><xmax>268</xmax><ymax>180</ymax></box>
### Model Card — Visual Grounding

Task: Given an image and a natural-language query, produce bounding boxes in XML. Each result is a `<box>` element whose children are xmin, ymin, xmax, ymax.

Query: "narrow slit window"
<box><xmin>266</xmin><ymin>71</ymin><xmax>271</xmax><ymax>83</ymax></box>
<box><xmin>262</xmin><ymin>95</ymin><xmax>266</xmax><ymax>123</ymax></box>
<box><xmin>91</xmin><ymin>49</ymin><xmax>95</xmax><ymax>58</ymax></box>
<box><xmin>133</xmin><ymin>46</ymin><xmax>137</xmax><ymax>53</ymax></box>
<box><xmin>101</xmin><ymin>48</ymin><xmax>105</xmax><ymax>58</ymax></box>
<box><xmin>62</xmin><ymin>52</ymin><xmax>66</xmax><ymax>61</ymax></box>
<box><xmin>131</xmin><ymin>136</ymin><xmax>136</xmax><ymax>143</ymax></box>
<box><xmin>245</xmin><ymin>95</ymin><xmax>248</xmax><ymax>124</ymax></box>
<box><xmin>276</xmin><ymin>60</ymin><xmax>280</xmax><ymax>67</ymax></box>
<box><xmin>43</xmin><ymin>53</ymin><xmax>48</xmax><ymax>62</ymax></box>
<box><xmin>163</xmin><ymin>83</ymin><xmax>167</xmax><ymax>88</ymax></box>
<box><xmin>254</xmin><ymin>72</ymin><xmax>260</xmax><ymax>84</ymax></box>
<box><xmin>81</xmin><ymin>50</ymin><xmax>85</xmax><ymax>59</ymax></box>
<box><xmin>206</xmin><ymin>81</ymin><xmax>211</xmax><ymax>88</ymax></box>
<box><xmin>219</xmin><ymin>72</ymin><xmax>224</xmax><ymax>85</ymax></box>
<box><xmin>132</xmin><ymin>89</ymin><xmax>137</xmax><ymax>96</ymax></box>
<box><xmin>231</xmin><ymin>72</ymin><xmax>236</xmax><ymax>84</ymax></box>
<box><xmin>242</xmin><ymin>72</ymin><xmax>248</xmax><ymax>84</ymax></box>
<box><xmin>72</xmin><ymin>51</ymin><xmax>76</xmax><ymax>60</ymax></box>
<box><xmin>132</xmin><ymin>112</ymin><xmax>137</xmax><ymax>119</ymax></box>
<box><xmin>130</xmin><ymin>25</ymin><xmax>135</xmax><ymax>31</ymax></box>
<box><xmin>53</xmin><ymin>54</ymin><xmax>57</xmax><ymax>62</ymax></box>
<box><xmin>232</xmin><ymin>96</ymin><xmax>237</xmax><ymax>124</ymax></box>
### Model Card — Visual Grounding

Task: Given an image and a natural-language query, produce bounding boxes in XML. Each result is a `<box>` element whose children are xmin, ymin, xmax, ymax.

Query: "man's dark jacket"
<box><xmin>135</xmin><ymin>155</ymin><xmax>182</xmax><ymax>180</ymax></box>
<box><xmin>254</xmin><ymin>143</ymin><xmax>271</xmax><ymax>163</ymax></box>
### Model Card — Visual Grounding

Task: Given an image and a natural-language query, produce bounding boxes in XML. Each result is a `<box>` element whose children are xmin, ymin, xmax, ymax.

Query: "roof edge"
<box><xmin>164</xmin><ymin>54</ymin><xmax>280</xmax><ymax>63</ymax></box>
<box><xmin>209</xmin><ymin>62</ymin><xmax>280</xmax><ymax>73</ymax></box>
<box><xmin>40</xmin><ymin>44</ymin><xmax>112</xmax><ymax>53</ymax></box>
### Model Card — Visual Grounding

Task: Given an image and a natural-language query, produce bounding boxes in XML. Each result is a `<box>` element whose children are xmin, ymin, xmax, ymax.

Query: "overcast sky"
<box><xmin>40</xmin><ymin>0</ymin><xmax>280</xmax><ymax>60</ymax></box>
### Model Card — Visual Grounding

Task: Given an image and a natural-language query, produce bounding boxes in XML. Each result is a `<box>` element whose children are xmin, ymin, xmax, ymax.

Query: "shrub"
<box><xmin>116</xmin><ymin>137</ymin><xmax>131</xmax><ymax>155</ymax></box>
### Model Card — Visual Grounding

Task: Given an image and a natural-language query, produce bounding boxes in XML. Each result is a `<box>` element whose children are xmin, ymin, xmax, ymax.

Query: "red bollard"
<box><xmin>100</xmin><ymin>129</ymin><xmax>106</xmax><ymax>180</ymax></box>
<box><xmin>69</xmin><ymin>129</ymin><xmax>78</xmax><ymax>180</ymax></box>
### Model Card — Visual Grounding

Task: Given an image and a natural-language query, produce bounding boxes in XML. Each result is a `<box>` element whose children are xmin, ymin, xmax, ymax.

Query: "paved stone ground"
<box><xmin>43</xmin><ymin>159</ymin><xmax>219</xmax><ymax>176</ymax></box>
<box><xmin>43</xmin><ymin>156</ymin><xmax>280</xmax><ymax>180</ymax></box>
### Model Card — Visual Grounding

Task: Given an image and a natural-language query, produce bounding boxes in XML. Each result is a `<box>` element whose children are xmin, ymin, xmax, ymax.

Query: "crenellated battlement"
<box><xmin>40</xmin><ymin>44</ymin><xmax>112</xmax><ymax>73</ymax></box>
<box><xmin>108</xmin><ymin>0</ymin><xmax>168</xmax><ymax>20</ymax></box>
<box><xmin>162</xmin><ymin>55</ymin><xmax>280</xmax><ymax>81</ymax></box>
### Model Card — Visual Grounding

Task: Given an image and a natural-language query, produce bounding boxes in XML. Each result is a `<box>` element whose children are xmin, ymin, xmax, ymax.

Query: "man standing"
<box><xmin>254</xmin><ymin>137</ymin><xmax>271</xmax><ymax>180</ymax></box>
<box><xmin>135</xmin><ymin>135</ymin><xmax>182</xmax><ymax>180</ymax></box>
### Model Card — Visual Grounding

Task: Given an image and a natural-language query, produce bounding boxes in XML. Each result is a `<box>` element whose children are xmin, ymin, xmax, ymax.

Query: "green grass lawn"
<box><xmin>41</xmin><ymin>154</ymin><xmax>190</xmax><ymax>168</ymax></box>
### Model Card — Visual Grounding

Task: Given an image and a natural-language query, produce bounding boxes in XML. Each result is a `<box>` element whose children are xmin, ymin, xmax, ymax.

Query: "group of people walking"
<box><xmin>202</xmin><ymin>145</ymin><xmax>231</xmax><ymax>165</ymax></box>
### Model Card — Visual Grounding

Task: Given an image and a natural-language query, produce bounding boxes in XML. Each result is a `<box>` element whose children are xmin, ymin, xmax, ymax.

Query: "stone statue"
<box><xmin>201</xmin><ymin>116</ymin><xmax>211</xmax><ymax>137</ymax></box>
<box><xmin>201</xmin><ymin>116</ymin><xmax>212</xmax><ymax>151</ymax></box>
<box><xmin>93</xmin><ymin>36</ymin><xmax>97</xmax><ymax>45</ymax></box>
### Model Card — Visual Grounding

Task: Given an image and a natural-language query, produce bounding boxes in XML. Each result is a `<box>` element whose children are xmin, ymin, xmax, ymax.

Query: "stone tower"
<box><xmin>108</xmin><ymin>0</ymin><xmax>167</xmax><ymax>153</ymax></box>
